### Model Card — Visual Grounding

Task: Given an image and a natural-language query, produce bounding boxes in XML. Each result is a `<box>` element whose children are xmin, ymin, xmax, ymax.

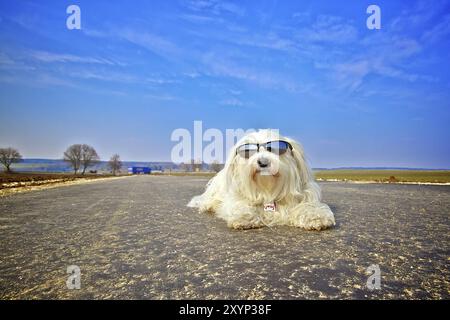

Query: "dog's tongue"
<box><xmin>263</xmin><ymin>202</ymin><xmax>276</xmax><ymax>212</ymax></box>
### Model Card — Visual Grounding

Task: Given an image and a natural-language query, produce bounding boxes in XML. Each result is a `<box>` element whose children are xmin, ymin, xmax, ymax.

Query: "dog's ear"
<box><xmin>287</xmin><ymin>139</ymin><xmax>313</xmax><ymax>187</ymax></box>
<box><xmin>287</xmin><ymin>138</ymin><xmax>322</xmax><ymax>202</ymax></box>
<box><xmin>224</xmin><ymin>146</ymin><xmax>239</xmax><ymax>190</ymax></box>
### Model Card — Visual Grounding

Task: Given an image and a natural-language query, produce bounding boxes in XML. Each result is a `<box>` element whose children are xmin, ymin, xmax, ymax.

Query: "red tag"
<box><xmin>263</xmin><ymin>202</ymin><xmax>276</xmax><ymax>212</ymax></box>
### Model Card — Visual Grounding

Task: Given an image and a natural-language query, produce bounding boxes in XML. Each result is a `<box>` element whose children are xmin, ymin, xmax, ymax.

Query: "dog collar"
<box><xmin>263</xmin><ymin>202</ymin><xmax>276</xmax><ymax>212</ymax></box>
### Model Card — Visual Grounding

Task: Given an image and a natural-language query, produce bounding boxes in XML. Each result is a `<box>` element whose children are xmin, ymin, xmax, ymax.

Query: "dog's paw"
<box><xmin>228</xmin><ymin>220</ymin><xmax>264</xmax><ymax>230</ymax></box>
<box><xmin>188</xmin><ymin>196</ymin><xmax>220</xmax><ymax>214</ymax></box>
<box><xmin>294</xmin><ymin>204</ymin><xmax>335</xmax><ymax>231</ymax></box>
<box><xmin>300</xmin><ymin>215</ymin><xmax>334</xmax><ymax>230</ymax></box>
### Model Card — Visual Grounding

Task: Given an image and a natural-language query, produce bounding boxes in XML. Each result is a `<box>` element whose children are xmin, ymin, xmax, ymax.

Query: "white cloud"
<box><xmin>292</xmin><ymin>11</ymin><xmax>311</xmax><ymax>22</ymax></box>
<box><xmin>82</xmin><ymin>29</ymin><xmax>109</xmax><ymax>38</ymax></box>
<box><xmin>143</xmin><ymin>93</ymin><xmax>177</xmax><ymax>101</ymax></box>
<box><xmin>0</xmin><ymin>72</ymin><xmax>78</xmax><ymax>88</ymax></box>
<box><xmin>185</xmin><ymin>0</ymin><xmax>245</xmax><ymax>16</ymax></box>
<box><xmin>220</xmin><ymin>98</ymin><xmax>245</xmax><ymax>106</ymax></box>
<box><xmin>389</xmin><ymin>0</ymin><xmax>447</xmax><ymax>31</ymax></box>
<box><xmin>216</xmin><ymin>2</ymin><xmax>245</xmax><ymax>16</ymax></box>
<box><xmin>183</xmin><ymin>72</ymin><xmax>201</xmax><ymax>78</ymax></box>
<box><xmin>119</xmin><ymin>30</ymin><xmax>180</xmax><ymax>59</ymax></box>
<box><xmin>0</xmin><ymin>52</ymin><xmax>35</xmax><ymax>71</ymax></box>
<box><xmin>67</xmin><ymin>68</ymin><xmax>179</xmax><ymax>86</ymax></box>
<box><xmin>145</xmin><ymin>77</ymin><xmax>179</xmax><ymax>84</ymax></box>
<box><xmin>69</xmin><ymin>70</ymin><xmax>137</xmax><ymax>83</ymax></box>
<box><xmin>333</xmin><ymin>60</ymin><xmax>370</xmax><ymax>91</ymax></box>
<box><xmin>231</xmin><ymin>31</ymin><xmax>297</xmax><ymax>51</ymax></box>
<box><xmin>202</xmin><ymin>53</ymin><xmax>301</xmax><ymax>92</ymax></box>
<box><xmin>30</xmin><ymin>50</ymin><xmax>116</xmax><ymax>65</ymax></box>
<box><xmin>295</xmin><ymin>14</ymin><xmax>358</xmax><ymax>44</ymax></box>
<box><xmin>179</xmin><ymin>13</ymin><xmax>223</xmax><ymax>24</ymax></box>
<box><xmin>422</xmin><ymin>14</ymin><xmax>450</xmax><ymax>43</ymax></box>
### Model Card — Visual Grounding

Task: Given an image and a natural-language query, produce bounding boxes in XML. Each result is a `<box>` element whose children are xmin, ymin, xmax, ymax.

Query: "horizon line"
<box><xmin>15</xmin><ymin>158</ymin><xmax>450</xmax><ymax>171</ymax></box>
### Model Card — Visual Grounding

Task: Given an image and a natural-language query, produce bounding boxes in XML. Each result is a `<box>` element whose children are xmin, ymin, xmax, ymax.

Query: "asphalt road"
<box><xmin>0</xmin><ymin>175</ymin><xmax>449</xmax><ymax>299</ymax></box>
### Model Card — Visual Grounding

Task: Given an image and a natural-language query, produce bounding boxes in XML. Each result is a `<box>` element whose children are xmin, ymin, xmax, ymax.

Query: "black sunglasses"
<box><xmin>236</xmin><ymin>140</ymin><xmax>293</xmax><ymax>158</ymax></box>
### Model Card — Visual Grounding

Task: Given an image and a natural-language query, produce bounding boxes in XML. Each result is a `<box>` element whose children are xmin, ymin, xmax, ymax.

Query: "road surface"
<box><xmin>0</xmin><ymin>175</ymin><xmax>449</xmax><ymax>299</ymax></box>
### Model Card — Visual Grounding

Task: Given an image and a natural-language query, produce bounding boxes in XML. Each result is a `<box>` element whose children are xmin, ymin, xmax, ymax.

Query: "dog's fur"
<box><xmin>188</xmin><ymin>129</ymin><xmax>335</xmax><ymax>230</ymax></box>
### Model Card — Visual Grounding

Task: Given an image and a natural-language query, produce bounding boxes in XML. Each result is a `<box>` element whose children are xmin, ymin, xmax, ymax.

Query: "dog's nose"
<box><xmin>257</xmin><ymin>157</ymin><xmax>270</xmax><ymax>168</ymax></box>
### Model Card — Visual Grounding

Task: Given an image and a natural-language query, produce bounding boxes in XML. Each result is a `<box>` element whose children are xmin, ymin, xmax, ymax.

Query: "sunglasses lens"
<box><xmin>237</xmin><ymin>144</ymin><xmax>258</xmax><ymax>158</ymax></box>
<box><xmin>266</xmin><ymin>141</ymin><xmax>289</xmax><ymax>155</ymax></box>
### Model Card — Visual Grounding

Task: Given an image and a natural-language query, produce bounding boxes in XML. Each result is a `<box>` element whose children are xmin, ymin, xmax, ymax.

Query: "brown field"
<box><xmin>0</xmin><ymin>172</ymin><xmax>116</xmax><ymax>189</ymax></box>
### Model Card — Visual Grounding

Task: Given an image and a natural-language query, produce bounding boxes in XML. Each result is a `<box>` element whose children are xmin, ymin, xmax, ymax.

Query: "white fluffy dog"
<box><xmin>188</xmin><ymin>129</ymin><xmax>335</xmax><ymax>230</ymax></box>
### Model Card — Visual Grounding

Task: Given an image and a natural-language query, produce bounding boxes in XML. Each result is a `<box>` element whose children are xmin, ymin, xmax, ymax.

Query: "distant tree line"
<box><xmin>1</xmin><ymin>145</ymin><xmax>224</xmax><ymax>174</ymax></box>
<box><xmin>0</xmin><ymin>144</ymin><xmax>124</xmax><ymax>176</ymax></box>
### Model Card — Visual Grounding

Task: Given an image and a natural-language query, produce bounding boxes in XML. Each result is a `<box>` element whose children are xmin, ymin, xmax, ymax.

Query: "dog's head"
<box><xmin>223</xmin><ymin>129</ymin><xmax>313</xmax><ymax>204</ymax></box>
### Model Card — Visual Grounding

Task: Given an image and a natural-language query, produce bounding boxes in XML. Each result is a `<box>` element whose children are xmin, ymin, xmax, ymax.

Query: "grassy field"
<box><xmin>313</xmin><ymin>170</ymin><xmax>450</xmax><ymax>183</ymax></box>
<box><xmin>156</xmin><ymin>169</ymin><xmax>450</xmax><ymax>183</ymax></box>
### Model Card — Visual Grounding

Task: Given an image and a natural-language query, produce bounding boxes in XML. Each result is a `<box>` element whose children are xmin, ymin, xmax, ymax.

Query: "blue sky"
<box><xmin>0</xmin><ymin>0</ymin><xmax>449</xmax><ymax>168</ymax></box>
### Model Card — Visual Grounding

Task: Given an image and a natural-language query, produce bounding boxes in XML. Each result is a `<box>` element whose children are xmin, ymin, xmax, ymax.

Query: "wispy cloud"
<box><xmin>119</xmin><ymin>29</ymin><xmax>181</xmax><ymax>59</ymax></box>
<box><xmin>332</xmin><ymin>61</ymin><xmax>370</xmax><ymax>91</ymax></box>
<box><xmin>179</xmin><ymin>13</ymin><xmax>224</xmax><ymax>24</ymax></box>
<box><xmin>143</xmin><ymin>93</ymin><xmax>177</xmax><ymax>101</ymax></box>
<box><xmin>82</xmin><ymin>26</ymin><xmax>184</xmax><ymax>63</ymax></box>
<box><xmin>422</xmin><ymin>14</ymin><xmax>450</xmax><ymax>43</ymax></box>
<box><xmin>0</xmin><ymin>52</ymin><xmax>35</xmax><ymax>71</ymax></box>
<box><xmin>389</xmin><ymin>0</ymin><xmax>447</xmax><ymax>31</ymax></box>
<box><xmin>183</xmin><ymin>71</ymin><xmax>201</xmax><ymax>78</ymax></box>
<box><xmin>68</xmin><ymin>69</ymin><xmax>137</xmax><ymax>83</ymax></box>
<box><xmin>0</xmin><ymin>72</ymin><xmax>78</xmax><ymax>88</ymax></box>
<box><xmin>67</xmin><ymin>68</ymin><xmax>180</xmax><ymax>87</ymax></box>
<box><xmin>82</xmin><ymin>28</ymin><xmax>109</xmax><ymax>38</ymax></box>
<box><xmin>146</xmin><ymin>77</ymin><xmax>179</xmax><ymax>84</ymax></box>
<box><xmin>29</xmin><ymin>50</ymin><xmax>116</xmax><ymax>65</ymax></box>
<box><xmin>2</xmin><ymin>0</ymin><xmax>447</xmax><ymax>106</ymax></box>
<box><xmin>220</xmin><ymin>98</ymin><xmax>245</xmax><ymax>107</ymax></box>
<box><xmin>295</xmin><ymin>14</ymin><xmax>358</xmax><ymax>44</ymax></box>
<box><xmin>202</xmin><ymin>52</ymin><xmax>302</xmax><ymax>92</ymax></box>
<box><xmin>229</xmin><ymin>89</ymin><xmax>241</xmax><ymax>95</ymax></box>
<box><xmin>228</xmin><ymin>31</ymin><xmax>297</xmax><ymax>51</ymax></box>
<box><xmin>185</xmin><ymin>0</ymin><xmax>245</xmax><ymax>16</ymax></box>
<box><xmin>296</xmin><ymin>7</ymin><xmax>442</xmax><ymax>93</ymax></box>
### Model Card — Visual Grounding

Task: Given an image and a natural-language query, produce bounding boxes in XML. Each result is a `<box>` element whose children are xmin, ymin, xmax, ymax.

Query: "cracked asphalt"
<box><xmin>0</xmin><ymin>175</ymin><xmax>449</xmax><ymax>299</ymax></box>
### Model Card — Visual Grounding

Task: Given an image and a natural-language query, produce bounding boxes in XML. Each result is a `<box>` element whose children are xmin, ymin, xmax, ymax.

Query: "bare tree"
<box><xmin>64</xmin><ymin>144</ymin><xmax>99</xmax><ymax>174</ymax></box>
<box><xmin>0</xmin><ymin>147</ymin><xmax>23</xmax><ymax>172</ymax></box>
<box><xmin>81</xmin><ymin>144</ymin><xmax>100</xmax><ymax>175</ymax></box>
<box><xmin>108</xmin><ymin>154</ymin><xmax>122</xmax><ymax>175</ymax></box>
<box><xmin>210</xmin><ymin>160</ymin><xmax>223</xmax><ymax>173</ymax></box>
<box><xmin>63</xmin><ymin>144</ymin><xmax>82</xmax><ymax>174</ymax></box>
